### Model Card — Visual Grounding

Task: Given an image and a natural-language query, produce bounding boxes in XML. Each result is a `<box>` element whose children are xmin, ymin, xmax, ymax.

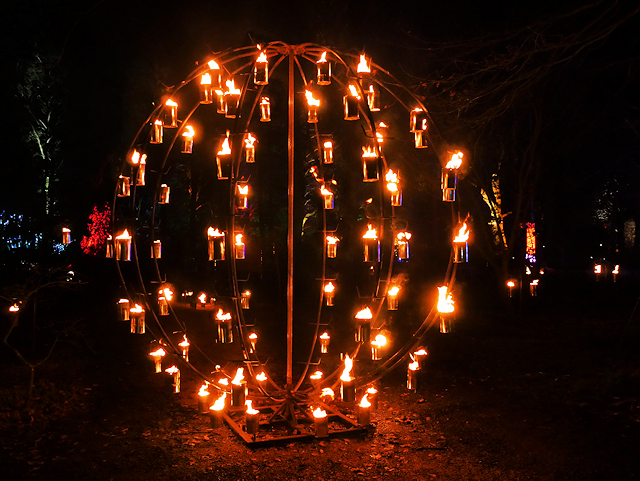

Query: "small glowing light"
<box><xmin>359</xmin><ymin>393</ymin><xmax>371</xmax><ymax>408</ymax></box>
<box><xmin>363</xmin><ymin>224</ymin><xmax>377</xmax><ymax>239</ymax></box>
<box><xmin>215</xmin><ymin>308</ymin><xmax>232</xmax><ymax>321</ymax></box>
<box><xmin>218</xmin><ymin>131</ymin><xmax>231</xmax><ymax>155</ymax></box>
<box><xmin>210</xmin><ymin>392</ymin><xmax>226</xmax><ymax>411</ymax></box>
<box><xmin>454</xmin><ymin>223</ymin><xmax>470</xmax><ymax>243</ymax></box>
<box><xmin>356</xmin><ymin>54</ymin><xmax>371</xmax><ymax>74</ymax></box>
<box><xmin>182</xmin><ymin>125</ymin><xmax>195</xmax><ymax>139</ymax></box>
<box><xmin>256</xmin><ymin>372</ymin><xmax>267</xmax><ymax>382</ymax></box>
<box><xmin>355</xmin><ymin>307</ymin><xmax>373</xmax><ymax>319</ymax></box>
<box><xmin>371</xmin><ymin>333</ymin><xmax>387</xmax><ymax>348</ymax></box>
<box><xmin>231</xmin><ymin>367</ymin><xmax>245</xmax><ymax>385</ymax></box>
<box><xmin>313</xmin><ymin>407</ymin><xmax>327</xmax><ymax>418</ymax></box>
<box><xmin>305</xmin><ymin>90</ymin><xmax>320</xmax><ymax>107</ymax></box>
<box><xmin>445</xmin><ymin>151</ymin><xmax>464</xmax><ymax>170</ymax></box>
<box><xmin>310</xmin><ymin>370</ymin><xmax>323</xmax><ymax>380</ymax></box>
<box><xmin>437</xmin><ymin>286</ymin><xmax>454</xmax><ymax>313</ymax></box>
<box><xmin>340</xmin><ymin>354</ymin><xmax>354</xmax><ymax>382</ymax></box>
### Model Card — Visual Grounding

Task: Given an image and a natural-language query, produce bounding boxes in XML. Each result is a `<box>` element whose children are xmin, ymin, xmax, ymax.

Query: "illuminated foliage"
<box><xmin>80</xmin><ymin>205</ymin><xmax>111</xmax><ymax>255</ymax></box>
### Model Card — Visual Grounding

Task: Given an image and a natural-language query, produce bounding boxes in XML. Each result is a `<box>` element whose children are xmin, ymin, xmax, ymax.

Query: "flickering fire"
<box><xmin>531</xmin><ymin>279</ymin><xmax>539</xmax><ymax>286</ymax></box>
<box><xmin>130</xmin><ymin>303</ymin><xmax>144</xmax><ymax>314</ymax></box>
<box><xmin>355</xmin><ymin>307</ymin><xmax>373</xmax><ymax>319</ymax></box>
<box><xmin>359</xmin><ymin>393</ymin><xmax>371</xmax><ymax>408</ymax></box>
<box><xmin>178</xmin><ymin>335</ymin><xmax>189</xmax><ymax>349</ymax></box>
<box><xmin>218</xmin><ymin>377</ymin><xmax>229</xmax><ymax>386</ymax></box>
<box><xmin>256</xmin><ymin>50</ymin><xmax>268</xmax><ymax>64</ymax></box>
<box><xmin>323</xmin><ymin>140</ymin><xmax>333</xmax><ymax>149</ymax></box>
<box><xmin>62</xmin><ymin>227</ymin><xmax>70</xmax><ymax>233</ymax></box>
<box><xmin>408</xmin><ymin>361</ymin><xmax>420</xmax><ymax>371</ymax></box>
<box><xmin>231</xmin><ymin>367</ymin><xmax>245</xmax><ymax>385</ymax></box>
<box><xmin>386</xmin><ymin>170</ymin><xmax>399</xmax><ymax>191</ymax></box>
<box><xmin>165</xmin><ymin>365</ymin><xmax>179</xmax><ymax>375</ymax></box>
<box><xmin>376</xmin><ymin>131</ymin><xmax>384</xmax><ymax>143</ymax></box>
<box><xmin>320</xmin><ymin>184</ymin><xmax>332</xmax><ymax>196</ymax></box>
<box><xmin>244</xmin><ymin>133</ymin><xmax>256</xmax><ymax>148</ymax></box>
<box><xmin>340</xmin><ymin>354</ymin><xmax>354</xmax><ymax>382</ymax></box>
<box><xmin>256</xmin><ymin>372</ymin><xmax>267</xmax><ymax>382</ymax></box>
<box><xmin>160</xmin><ymin>287</ymin><xmax>173</xmax><ymax>301</ymax></box>
<box><xmin>445</xmin><ymin>151</ymin><xmax>464</xmax><ymax>170</ymax></box>
<box><xmin>165</xmin><ymin>99</ymin><xmax>178</xmax><ymax>108</ymax></box>
<box><xmin>363</xmin><ymin>225</ymin><xmax>377</xmax><ymax>239</ymax></box>
<box><xmin>237</xmin><ymin>184</ymin><xmax>249</xmax><ymax>195</ymax></box>
<box><xmin>215</xmin><ymin>309</ymin><xmax>232</xmax><ymax>322</ymax></box>
<box><xmin>225</xmin><ymin>79</ymin><xmax>241</xmax><ymax>95</ymax></box>
<box><xmin>397</xmin><ymin>231</ymin><xmax>412</xmax><ymax>242</ymax></box>
<box><xmin>218</xmin><ymin>131</ymin><xmax>231</xmax><ymax>155</ymax></box>
<box><xmin>326</xmin><ymin>235</ymin><xmax>339</xmax><ymax>245</ymax></box>
<box><xmin>348</xmin><ymin>84</ymin><xmax>361</xmax><ymax>99</ymax></box>
<box><xmin>260</xmin><ymin>96</ymin><xmax>270</xmax><ymax>106</ymax></box>
<box><xmin>245</xmin><ymin>400</ymin><xmax>259</xmax><ymax>415</ymax></box>
<box><xmin>613</xmin><ymin>265</ymin><xmax>620</xmax><ymax>275</ymax></box>
<box><xmin>116</xmin><ymin>229</ymin><xmax>131</xmax><ymax>240</ymax></box>
<box><xmin>357</xmin><ymin>54</ymin><xmax>371</xmax><ymax>74</ymax></box>
<box><xmin>371</xmin><ymin>333</ymin><xmax>387</xmax><ymax>348</ymax></box>
<box><xmin>130</xmin><ymin>149</ymin><xmax>142</xmax><ymax>164</ymax></box>
<box><xmin>305</xmin><ymin>90</ymin><xmax>320</xmax><ymax>107</ymax></box>
<box><xmin>211</xmin><ymin>392</ymin><xmax>226</xmax><ymax>411</ymax></box>
<box><xmin>367</xmin><ymin>386</ymin><xmax>378</xmax><ymax>395</ymax></box>
<box><xmin>312</xmin><ymin>407</ymin><xmax>327</xmax><ymax>418</ymax></box>
<box><xmin>198</xmin><ymin>383</ymin><xmax>210</xmax><ymax>397</ymax></box>
<box><xmin>454</xmin><ymin>222</ymin><xmax>470</xmax><ymax>243</ymax></box>
<box><xmin>149</xmin><ymin>347</ymin><xmax>166</xmax><ymax>358</ymax></box>
<box><xmin>9</xmin><ymin>304</ymin><xmax>20</xmax><ymax>312</ymax></box>
<box><xmin>208</xmin><ymin>227</ymin><xmax>224</xmax><ymax>238</ymax></box>
<box><xmin>507</xmin><ymin>280</ymin><xmax>516</xmax><ymax>288</ymax></box>
<box><xmin>319</xmin><ymin>332</ymin><xmax>330</xmax><ymax>341</ymax></box>
<box><xmin>414</xmin><ymin>348</ymin><xmax>428</xmax><ymax>357</ymax></box>
<box><xmin>388</xmin><ymin>286</ymin><xmax>400</xmax><ymax>297</ymax></box>
<box><xmin>594</xmin><ymin>264</ymin><xmax>602</xmax><ymax>274</ymax></box>
<box><xmin>361</xmin><ymin>145</ymin><xmax>377</xmax><ymax>159</ymax></box>
<box><xmin>318</xmin><ymin>51</ymin><xmax>328</xmax><ymax>63</ymax></box>
<box><xmin>248</xmin><ymin>332</ymin><xmax>258</xmax><ymax>341</ymax></box>
<box><xmin>235</xmin><ymin>233</ymin><xmax>244</xmax><ymax>245</ymax></box>
<box><xmin>321</xmin><ymin>387</ymin><xmax>335</xmax><ymax>400</ymax></box>
<box><xmin>437</xmin><ymin>286</ymin><xmax>454</xmax><ymax>313</ymax></box>
<box><xmin>201</xmin><ymin>72</ymin><xmax>211</xmax><ymax>85</ymax></box>
<box><xmin>182</xmin><ymin>125</ymin><xmax>195</xmax><ymax>139</ymax></box>
<box><xmin>324</xmin><ymin>282</ymin><xmax>335</xmax><ymax>293</ymax></box>
<box><xmin>208</xmin><ymin>59</ymin><xmax>220</xmax><ymax>70</ymax></box>
<box><xmin>310</xmin><ymin>370</ymin><xmax>323</xmax><ymax>381</ymax></box>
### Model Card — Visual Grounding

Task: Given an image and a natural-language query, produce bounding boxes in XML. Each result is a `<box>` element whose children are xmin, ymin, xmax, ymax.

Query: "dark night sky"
<box><xmin>1</xmin><ymin>0</ymin><xmax>639</xmax><ymax>269</ymax></box>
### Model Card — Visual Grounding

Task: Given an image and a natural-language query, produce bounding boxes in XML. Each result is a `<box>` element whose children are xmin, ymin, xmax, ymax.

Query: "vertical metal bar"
<box><xmin>286</xmin><ymin>46</ymin><xmax>295</xmax><ymax>389</ymax></box>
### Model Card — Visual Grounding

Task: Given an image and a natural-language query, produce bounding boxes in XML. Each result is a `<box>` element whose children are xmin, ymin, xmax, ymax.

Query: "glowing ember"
<box><xmin>371</xmin><ymin>334</ymin><xmax>387</xmax><ymax>347</ymax></box>
<box><xmin>310</xmin><ymin>370</ymin><xmax>323</xmax><ymax>380</ymax></box>
<box><xmin>507</xmin><ymin>280</ymin><xmax>516</xmax><ymax>288</ymax></box>
<box><xmin>367</xmin><ymin>386</ymin><xmax>378</xmax><ymax>395</ymax></box>
<box><xmin>356</xmin><ymin>54</ymin><xmax>371</xmax><ymax>74</ymax></box>
<box><xmin>437</xmin><ymin>286</ymin><xmax>454</xmax><ymax>314</ymax></box>
<box><xmin>359</xmin><ymin>393</ymin><xmax>371</xmax><ymax>408</ymax></box>
<box><xmin>215</xmin><ymin>308</ymin><xmax>232</xmax><ymax>322</ymax></box>
<box><xmin>198</xmin><ymin>293</ymin><xmax>207</xmax><ymax>304</ymax></box>
<box><xmin>363</xmin><ymin>225</ymin><xmax>377</xmax><ymax>239</ymax></box>
<box><xmin>198</xmin><ymin>383</ymin><xmax>210</xmax><ymax>397</ymax></box>
<box><xmin>321</xmin><ymin>388</ymin><xmax>335</xmax><ymax>400</ymax></box>
<box><xmin>9</xmin><ymin>304</ymin><xmax>20</xmax><ymax>312</ymax></box>
<box><xmin>231</xmin><ymin>367</ymin><xmax>245</xmax><ymax>385</ymax></box>
<box><xmin>324</xmin><ymin>282</ymin><xmax>335</xmax><ymax>293</ymax></box>
<box><xmin>355</xmin><ymin>307</ymin><xmax>373</xmax><ymax>319</ymax></box>
<box><xmin>244</xmin><ymin>133</ymin><xmax>257</xmax><ymax>148</ymax></box>
<box><xmin>245</xmin><ymin>400</ymin><xmax>259</xmax><ymax>415</ymax></box>
<box><xmin>210</xmin><ymin>392</ymin><xmax>226</xmax><ymax>411</ymax></box>
<box><xmin>454</xmin><ymin>222</ymin><xmax>470</xmax><ymax>243</ymax></box>
<box><xmin>256</xmin><ymin>372</ymin><xmax>267</xmax><ymax>382</ymax></box>
<box><xmin>312</xmin><ymin>407</ymin><xmax>327</xmax><ymax>418</ymax></box>
<box><xmin>348</xmin><ymin>84</ymin><xmax>361</xmax><ymax>99</ymax></box>
<box><xmin>388</xmin><ymin>286</ymin><xmax>400</xmax><ymax>297</ymax></box>
<box><xmin>340</xmin><ymin>354</ymin><xmax>354</xmax><ymax>382</ymax></box>
<box><xmin>613</xmin><ymin>265</ymin><xmax>620</xmax><ymax>275</ymax></box>
<box><xmin>182</xmin><ymin>125</ymin><xmax>195</xmax><ymax>139</ymax></box>
<box><xmin>408</xmin><ymin>361</ymin><xmax>420</xmax><ymax>371</ymax></box>
<box><xmin>305</xmin><ymin>90</ymin><xmax>320</xmax><ymax>107</ymax></box>
<box><xmin>218</xmin><ymin>131</ymin><xmax>231</xmax><ymax>155</ymax></box>
<box><xmin>116</xmin><ymin>229</ymin><xmax>131</xmax><ymax>240</ymax></box>
<box><xmin>445</xmin><ymin>151</ymin><xmax>464</xmax><ymax>170</ymax></box>
<box><xmin>165</xmin><ymin>365</ymin><xmax>179</xmax><ymax>375</ymax></box>
<box><xmin>235</xmin><ymin>233</ymin><xmax>244</xmax><ymax>245</ymax></box>
<box><xmin>208</xmin><ymin>227</ymin><xmax>224</xmax><ymax>238</ymax></box>
<box><xmin>361</xmin><ymin>145</ymin><xmax>377</xmax><ymax>159</ymax></box>
<box><xmin>149</xmin><ymin>348</ymin><xmax>166</xmax><ymax>358</ymax></box>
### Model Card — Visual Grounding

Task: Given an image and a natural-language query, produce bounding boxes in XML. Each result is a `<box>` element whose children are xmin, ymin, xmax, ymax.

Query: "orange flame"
<box><xmin>357</xmin><ymin>54</ymin><xmax>371</xmax><ymax>74</ymax></box>
<box><xmin>437</xmin><ymin>286</ymin><xmax>454</xmax><ymax>313</ymax></box>
<box><xmin>182</xmin><ymin>125</ymin><xmax>195</xmax><ymax>139</ymax></box>
<box><xmin>445</xmin><ymin>151</ymin><xmax>463</xmax><ymax>170</ymax></box>
<box><xmin>340</xmin><ymin>354</ymin><xmax>354</xmax><ymax>382</ymax></box>
<box><xmin>313</xmin><ymin>407</ymin><xmax>327</xmax><ymax>418</ymax></box>
<box><xmin>216</xmin><ymin>309</ymin><xmax>232</xmax><ymax>322</ymax></box>
<box><xmin>317</xmin><ymin>51</ymin><xmax>328</xmax><ymax>63</ymax></box>
<box><xmin>321</xmin><ymin>387</ymin><xmax>335</xmax><ymax>400</ymax></box>
<box><xmin>9</xmin><ymin>304</ymin><xmax>20</xmax><ymax>313</ymax></box>
<box><xmin>256</xmin><ymin>50</ymin><xmax>268</xmax><ymax>63</ymax></box>
<box><xmin>594</xmin><ymin>264</ymin><xmax>602</xmax><ymax>274</ymax></box>
<box><xmin>319</xmin><ymin>332</ymin><xmax>330</xmax><ymax>340</ymax></box>
<box><xmin>305</xmin><ymin>90</ymin><xmax>320</xmax><ymax>107</ymax></box>
<box><xmin>208</xmin><ymin>227</ymin><xmax>224</xmax><ymax>238</ymax></box>
<box><xmin>231</xmin><ymin>367</ymin><xmax>245</xmax><ymax>385</ymax></box>
<box><xmin>210</xmin><ymin>392</ymin><xmax>226</xmax><ymax>411</ymax></box>
<box><xmin>165</xmin><ymin>99</ymin><xmax>177</xmax><ymax>107</ymax></box>
<box><xmin>326</xmin><ymin>235</ymin><xmax>339</xmax><ymax>245</ymax></box>
<box><xmin>218</xmin><ymin>131</ymin><xmax>231</xmax><ymax>155</ymax></box>
<box><xmin>363</xmin><ymin>224</ymin><xmax>377</xmax><ymax>239</ymax></box>
<box><xmin>388</xmin><ymin>286</ymin><xmax>400</xmax><ymax>297</ymax></box>
<box><xmin>178</xmin><ymin>335</ymin><xmax>189</xmax><ymax>348</ymax></box>
<box><xmin>256</xmin><ymin>372</ymin><xmax>267</xmax><ymax>382</ymax></box>
<box><xmin>207</xmin><ymin>59</ymin><xmax>220</xmax><ymax>70</ymax></box>
<box><xmin>408</xmin><ymin>361</ymin><xmax>420</xmax><ymax>371</ymax></box>
<box><xmin>310</xmin><ymin>370</ymin><xmax>323</xmax><ymax>380</ymax></box>
<box><xmin>355</xmin><ymin>307</ymin><xmax>373</xmax><ymax>319</ymax></box>
<box><xmin>244</xmin><ymin>133</ymin><xmax>256</xmax><ymax>148</ymax></box>
<box><xmin>367</xmin><ymin>386</ymin><xmax>378</xmax><ymax>395</ymax></box>
<box><xmin>235</xmin><ymin>233</ymin><xmax>244</xmax><ymax>245</ymax></box>
<box><xmin>454</xmin><ymin>222</ymin><xmax>469</xmax><ymax>243</ymax></box>
<box><xmin>116</xmin><ymin>229</ymin><xmax>131</xmax><ymax>240</ymax></box>
<box><xmin>150</xmin><ymin>348</ymin><xmax>166</xmax><ymax>358</ymax></box>
<box><xmin>348</xmin><ymin>84</ymin><xmax>361</xmax><ymax>99</ymax></box>
<box><xmin>371</xmin><ymin>333</ymin><xmax>387</xmax><ymax>348</ymax></box>
<box><xmin>245</xmin><ymin>400</ymin><xmax>259</xmax><ymax>415</ymax></box>
<box><xmin>397</xmin><ymin>231</ymin><xmax>412</xmax><ymax>242</ymax></box>
<box><xmin>225</xmin><ymin>79</ymin><xmax>241</xmax><ymax>95</ymax></box>
<box><xmin>324</xmin><ymin>282</ymin><xmax>335</xmax><ymax>293</ymax></box>
<box><xmin>198</xmin><ymin>383</ymin><xmax>209</xmax><ymax>397</ymax></box>
<box><xmin>165</xmin><ymin>365</ymin><xmax>179</xmax><ymax>375</ymax></box>
<box><xmin>361</xmin><ymin>145</ymin><xmax>377</xmax><ymax>159</ymax></box>
<box><xmin>359</xmin><ymin>393</ymin><xmax>371</xmax><ymax>408</ymax></box>
<box><xmin>201</xmin><ymin>72</ymin><xmax>211</xmax><ymax>85</ymax></box>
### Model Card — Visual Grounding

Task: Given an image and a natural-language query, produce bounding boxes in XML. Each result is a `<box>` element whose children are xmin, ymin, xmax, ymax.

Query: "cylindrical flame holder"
<box><xmin>414</xmin><ymin>130</ymin><xmax>429</xmax><ymax>149</ymax></box>
<box><xmin>130</xmin><ymin>315</ymin><xmax>145</xmax><ymax>335</ymax></box>
<box><xmin>407</xmin><ymin>368</ymin><xmax>419</xmax><ymax>391</ymax></box>
<box><xmin>245</xmin><ymin>145</ymin><xmax>255</xmax><ymax>163</ymax></box>
<box><xmin>245</xmin><ymin>411</ymin><xmax>260</xmax><ymax>435</ymax></box>
<box><xmin>216</xmin><ymin>92</ymin><xmax>226</xmax><ymax>114</ymax></box>
<box><xmin>199</xmin><ymin>83</ymin><xmax>214</xmax><ymax>104</ymax></box>
<box><xmin>151</xmin><ymin>240</ymin><xmax>161</xmax><ymax>259</ymax></box>
<box><xmin>453</xmin><ymin>242</ymin><xmax>468</xmax><ymax>263</ymax></box>
<box><xmin>182</xmin><ymin>136</ymin><xmax>194</xmax><ymax>154</ymax></box>
<box><xmin>320</xmin><ymin>337</ymin><xmax>330</xmax><ymax>354</ymax></box>
<box><xmin>158</xmin><ymin>185</ymin><xmax>170</xmax><ymax>204</ymax></box>
<box><xmin>530</xmin><ymin>282</ymin><xmax>538</xmax><ymax>297</ymax></box>
<box><xmin>136</xmin><ymin>163</ymin><xmax>145</xmax><ymax>186</ymax></box>
<box><xmin>366</xmin><ymin>87</ymin><xmax>379</xmax><ymax>112</ymax></box>
<box><xmin>164</xmin><ymin>104</ymin><xmax>178</xmax><ymax>128</ymax></box>
<box><xmin>370</xmin><ymin>345</ymin><xmax>383</xmax><ymax>361</ymax></box>
<box><xmin>441</xmin><ymin>169</ymin><xmax>457</xmax><ymax>202</ymax></box>
<box><xmin>240</xmin><ymin>292</ymin><xmax>251</xmax><ymax>309</ymax></box>
<box><xmin>323</xmin><ymin>192</ymin><xmax>334</xmax><ymax>210</ymax></box>
<box><xmin>314</xmin><ymin>416</ymin><xmax>328</xmax><ymax>438</ymax></box>
<box><xmin>118</xmin><ymin>300</ymin><xmax>130</xmax><ymax>321</ymax></box>
<box><xmin>254</xmin><ymin>62</ymin><xmax>268</xmax><ymax>85</ymax></box>
<box><xmin>324</xmin><ymin>290</ymin><xmax>334</xmax><ymax>307</ymax></box>
<box><xmin>362</xmin><ymin>156</ymin><xmax>379</xmax><ymax>182</ymax></box>
<box><xmin>317</xmin><ymin>61</ymin><xmax>331</xmax><ymax>85</ymax></box>
<box><xmin>390</xmin><ymin>190</ymin><xmax>402</xmax><ymax>207</ymax></box>
<box><xmin>235</xmin><ymin>241</ymin><xmax>246</xmax><ymax>260</ymax></box>
<box><xmin>115</xmin><ymin>238</ymin><xmax>131</xmax><ymax>262</ymax></box>
<box><xmin>168</xmin><ymin>370</ymin><xmax>180</xmax><ymax>393</ymax></box>
<box><xmin>209</xmin><ymin>409</ymin><xmax>225</xmax><ymax>429</ymax></box>
<box><xmin>198</xmin><ymin>395</ymin><xmax>211</xmax><ymax>414</ymax></box>
<box><xmin>439</xmin><ymin>315</ymin><xmax>453</xmax><ymax>334</ymax></box>
<box><xmin>105</xmin><ymin>238</ymin><xmax>114</xmax><ymax>258</ymax></box>
<box><xmin>216</xmin><ymin>153</ymin><xmax>232</xmax><ymax>180</ymax></box>
<box><xmin>410</xmin><ymin>110</ymin><xmax>428</xmax><ymax>133</ymax></box>
<box><xmin>367</xmin><ymin>390</ymin><xmax>378</xmax><ymax>409</ymax></box>
<box><xmin>117</xmin><ymin>176</ymin><xmax>130</xmax><ymax>197</ymax></box>
<box><xmin>260</xmin><ymin>98</ymin><xmax>271</xmax><ymax>122</ymax></box>
<box><xmin>307</xmin><ymin>107</ymin><xmax>318</xmax><ymax>123</ymax></box>
<box><xmin>327</xmin><ymin>242</ymin><xmax>338</xmax><ymax>258</ymax></box>
<box><xmin>343</xmin><ymin>95</ymin><xmax>359</xmax><ymax>121</ymax></box>
<box><xmin>363</xmin><ymin>238</ymin><xmax>380</xmax><ymax>263</ymax></box>
<box><xmin>387</xmin><ymin>296</ymin><xmax>399</xmax><ymax>311</ymax></box>
<box><xmin>208</xmin><ymin>236</ymin><xmax>226</xmax><ymax>261</ymax></box>
<box><xmin>158</xmin><ymin>297</ymin><xmax>169</xmax><ymax>316</ymax></box>
<box><xmin>231</xmin><ymin>382</ymin><xmax>247</xmax><ymax>407</ymax></box>
<box><xmin>358</xmin><ymin>405</ymin><xmax>371</xmax><ymax>426</ymax></box>
<box><xmin>150</xmin><ymin>121</ymin><xmax>163</xmax><ymax>144</ymax></box>
<box><xmin>217</xmin><ymin>321</ymin><xmax>233</xmax><ymax>344</ymax></box>
<box><xmin>341</xmin><ymin>378</ymin><xmax>356</xmax><ymax>402</ymax></box>
<box><xmin>356</xmin><ymin>321</ymin><xmax>371</xmax><ymax>343</ymax></box>
<box><xmin>397</xmin><ymin>241</ymin><xmax>409</xmax><ymax>260</ymax></box>
<box><xmin>225</xmin><ymin>92</ymin><xmax>241</xmax><ymax>118</ymax></box>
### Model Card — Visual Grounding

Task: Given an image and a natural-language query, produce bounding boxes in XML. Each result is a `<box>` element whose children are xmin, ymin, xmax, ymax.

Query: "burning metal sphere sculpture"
<box><xmin>111</xmin><ymin>42</ymin><xmax>468</xmax><ymax>445</ymax></box>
